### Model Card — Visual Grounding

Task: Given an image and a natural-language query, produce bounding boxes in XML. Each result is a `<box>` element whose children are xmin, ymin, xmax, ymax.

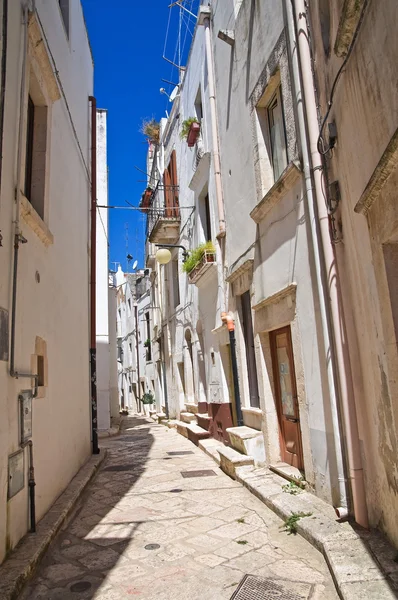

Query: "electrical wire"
<box><xmin>316</xmin><ymin>0</ymin><xmax>369</xmax><ymax>155</ymax></box>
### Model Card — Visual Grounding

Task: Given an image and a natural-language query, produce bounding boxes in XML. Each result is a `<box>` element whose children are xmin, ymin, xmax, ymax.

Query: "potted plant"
<box><xmin>143</xmin><ymin>339</ymin><xmax>151</xmax><ymax>348</ymax></box>
<box><xmin>180</xmin><ymin>117</ymin><xmax>200</xmax><ymax>147</ymax></box>
<box><xmin>141</xmin><ymin>391</ymin><xmax>155</xmax><ymax>415</ymax></box>
<box><xmin>182</xmin><ymin>241</ymin><xmax>216</xmax><ymax>281</ymax></box>
<box><xmin>140</xmin><ymin>118</ymin><xmax>160</xmax><ymax>144</ymax></box>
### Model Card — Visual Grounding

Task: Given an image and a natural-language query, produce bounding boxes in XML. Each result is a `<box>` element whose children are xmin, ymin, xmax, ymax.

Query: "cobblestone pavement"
<box><xmin>20</xmin><ymin>417</ymin><xmax>339</xmax><ymax>599</ymax></box>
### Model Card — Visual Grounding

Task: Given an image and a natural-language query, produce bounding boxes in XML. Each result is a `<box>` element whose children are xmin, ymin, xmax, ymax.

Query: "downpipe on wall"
<box><xmin>288</xmin><ymin>0</ymin><xmax>367</xmax><ymax>527</ymax></box>
<box><xmin>199</xmin><ymin>10</ymin><xmax>226</xmax><ymax>238</ymax></box>
<box><xmin>221</xmin><ymin>313</ymin><xmax>243</xmax><ymax>427</ymax></box>
<box><xmin>284</xmin><ymin>0</ymin><xmax>348</xmax><ymax>517</ymax></box>
<box><xmin>89</xmin><ymin>96</ymin><xmax>99</xmax><ymax>455</ymax></box>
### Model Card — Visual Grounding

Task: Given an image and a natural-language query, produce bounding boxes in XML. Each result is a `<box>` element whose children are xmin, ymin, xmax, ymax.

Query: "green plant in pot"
<box><xmin>141</xmin><ymin>391</ymin><xmax>155</xmax><ymax>405</ymax></box>
<box><xmin>143</xmin><ymin>338</ymin><xmax>151</xmax><ymax>348</ymax></box>
<box><xmin>182</xmin><ymin>241</ymin><xmax>216</xmax><ymax>275</ymax></box>
<box><xmin>180</xmin><ymin>117</ymin><xmax>200</xmax><ymax>146</ymax></box>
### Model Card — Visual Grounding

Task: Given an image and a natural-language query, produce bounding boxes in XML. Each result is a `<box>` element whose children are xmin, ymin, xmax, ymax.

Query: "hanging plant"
<box><xmin>180</xmin><ymin>117</ymin><xmax>200</xmax><ymax>146</ymax></box>
<box><xmin>182</xmin><ymin>241</ymin><xmax>216</xmax><ymax>274</ymax></box>
<box><xmin>140</xmin><ymin>118</ymin><xmax>160</xmax><ymax>144</ymax></box>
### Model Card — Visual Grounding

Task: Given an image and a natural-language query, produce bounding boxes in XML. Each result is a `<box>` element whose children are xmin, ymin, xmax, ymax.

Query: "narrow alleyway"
<box><xmin>21</xmin><ymin>418</ymin><xmax>339</xmax><ymax>599</ymax></box>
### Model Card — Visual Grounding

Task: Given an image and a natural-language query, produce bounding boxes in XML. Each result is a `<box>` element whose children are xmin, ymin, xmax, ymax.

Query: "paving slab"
<box><xmin>17</xmin><ymin>417</ymin><xmax>340</xmax><ymax>600</ymax></box>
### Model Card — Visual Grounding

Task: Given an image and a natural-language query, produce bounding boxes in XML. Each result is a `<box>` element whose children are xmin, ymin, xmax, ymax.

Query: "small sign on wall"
<box><xmin>19</xmin><ymin>391</ymin><xmax>33</xmax><ymax>444</ymax></box>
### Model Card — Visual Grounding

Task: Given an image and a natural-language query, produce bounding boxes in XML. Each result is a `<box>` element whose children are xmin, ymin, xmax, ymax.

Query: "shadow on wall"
<box><xmin>20</xmin><ymin>417</ymin><xmax>155</xmax><ymax>599</ymax></box>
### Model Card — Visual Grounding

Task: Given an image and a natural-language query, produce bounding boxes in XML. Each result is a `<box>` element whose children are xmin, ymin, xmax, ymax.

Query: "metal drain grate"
<box><xmin>103</xmin><ymin>463</ymin><xmax>136</xmax><ymax>472</ymax></box>
<box><xmin>70</xmin><ymin>581</ymin><xmax>92</xmax><ymax>593</ymax></box>
<box><xmin>181</xmin><ymin>469</ymin><xmax>217</xmax><ymax>478</ymax></box>
<box><xmin>230</xmin><ymin>575</ymin><xmax>312</xmax><ymax>599</ymax></box>
<box><xmin>167</xmin><ymin>451</ymin><xmax>194</xmax><ymax>456</ymax></box>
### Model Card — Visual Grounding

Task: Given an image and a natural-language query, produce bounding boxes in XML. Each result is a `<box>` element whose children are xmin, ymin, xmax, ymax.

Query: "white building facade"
<box><xmin>140</xmin><ymin>0</ymin><xmax>365</xmax><ymax>525</ymax></box>
<box><xmin>0</xmin><ymin>0</ymin><xmax>95</xmax><ymax>562</ymax></box>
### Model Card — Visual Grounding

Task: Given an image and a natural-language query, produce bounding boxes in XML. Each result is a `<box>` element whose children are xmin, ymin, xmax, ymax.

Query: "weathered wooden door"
<box><xmin>270</xmin><ymin>326</ymin><xmax>304</xmax><ymax>470</ymax></box>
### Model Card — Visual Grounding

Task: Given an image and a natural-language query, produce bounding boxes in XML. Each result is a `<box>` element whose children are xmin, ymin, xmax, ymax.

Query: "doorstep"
<box><xmin>0</xmin><ymin>451</ymin><xmax>106</xmax><ymax>600</ymax></box>
<box><xmin>192</xmin><ymin>440</ymin><xmax>398</xmax><ymax>599</ymax></box>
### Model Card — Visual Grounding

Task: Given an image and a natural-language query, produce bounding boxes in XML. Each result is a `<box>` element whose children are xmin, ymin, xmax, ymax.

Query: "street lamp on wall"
<box><xmin>155</xmin><ymin>244</ymin><xmax>189</xmax><ymax>264</ymax></box>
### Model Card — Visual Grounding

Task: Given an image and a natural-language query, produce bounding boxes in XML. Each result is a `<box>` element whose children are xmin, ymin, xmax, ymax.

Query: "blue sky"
<box><xmin>81</xmin><ymin>0</ymin><xmax>198</xmax><ymax>272</ymax></box>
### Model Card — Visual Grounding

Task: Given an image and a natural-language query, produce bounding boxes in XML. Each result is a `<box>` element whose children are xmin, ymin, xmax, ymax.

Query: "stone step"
<box><xmin>184</xmin><ymin>402</ymin><xmax>198</xmax><ymax>415</ymax></box>
<box><xmin>157</xmin><ymin>413</ymin><xmax>167</xmax><ymax>424</ymax></box>
<box><xmin>226</xmin><ymin>426</ymin><xmax>266</xmax><ymax>465</ymax></box>
<box><xmin>175</xmin><ymin>421</ymin><xmax>189</xmax><ymax>438</ymax></box>
<box><xmin>217</xmin><ymin>446</ymin><xmax>254</xmax><ymax>479</ymax></box>
<box><xmin>180</xmin><ymin>411</ymin><xmax>197</xmax><ymax>424</ymax></box>
<box><xmin>196</xmin><ymin>413</ymin><xmax>212</xmax><ymax>431</ymax></box>
<box><xmin>199</xmin><ymin>439</ymin><xmax>224</xmax><ymax>465</ymax></box>
<box><xmin>186</xmin><ymin>423</ymin><xmax>210</xmax><ymax>446</ymax></box>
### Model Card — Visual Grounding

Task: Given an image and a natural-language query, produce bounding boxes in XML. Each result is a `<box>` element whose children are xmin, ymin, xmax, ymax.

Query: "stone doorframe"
<box><xmin>252</xmin><ymin>284</ymin><xmax>313</xmax><ymax>478</ymax></box>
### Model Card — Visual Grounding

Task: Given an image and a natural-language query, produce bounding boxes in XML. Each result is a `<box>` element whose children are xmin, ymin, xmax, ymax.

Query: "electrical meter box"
<box><xmin>8</xmin><ymin>449</ymin><xmax>24</xmax><ymax>499</ymax></box>
<box><xmin>19</xmin><ymin>390</ymin><xmax>33</xmax><ymax>444</ymax></box>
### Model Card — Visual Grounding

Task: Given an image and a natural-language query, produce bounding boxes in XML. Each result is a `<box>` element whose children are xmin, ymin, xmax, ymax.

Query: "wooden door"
<box><xmin>270</xmin><ymin>326</ymin><xmax>304</xmax><ymax>470</ymax></box>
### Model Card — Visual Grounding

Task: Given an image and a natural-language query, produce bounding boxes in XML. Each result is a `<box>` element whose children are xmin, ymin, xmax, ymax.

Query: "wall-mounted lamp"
<box><xmin>155</xmin><ymin>244</ymin><xmax>189</xmax><ymax>264</ymax></box>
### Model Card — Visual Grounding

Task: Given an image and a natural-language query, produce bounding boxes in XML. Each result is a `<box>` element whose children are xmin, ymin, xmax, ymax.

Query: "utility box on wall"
<box><xmin>8</xmin><ymin>449</ymin><xmax>24</xmax><ymax>499</ymax></box>
<box><xmin>19</xmin><ymin>390</ymin><xmax>33</xmax><ymax>444</ymax></box>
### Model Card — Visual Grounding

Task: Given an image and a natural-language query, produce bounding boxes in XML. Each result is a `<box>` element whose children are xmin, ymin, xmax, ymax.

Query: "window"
<box><xmin>240</xmin><ymin>291</ymin><xmax>260</xmax><ymax>408</ymax></box>
<box><xmin>195</xmin><ymin>87</ymin><xmax>203</xmax><ymax>121</ymax></box>
<box><xmin>145</xmin><ymin>312</ymin><xmax>152</xmax><ymax>361</ymax></box>
<box><xmin>163</xmin><ymin>150</ymin><xmax>179</xmax><ymax>218</ymax></box>
<box><xmin>127</xmin><ymin>298</ymin><xmax>132</xmax><ymax>316</ymax></box>
<box><xmin>267</xmin><ymin>88</ymin><xmax>288</xmax><ymax>181</ymax></box>
<box><xmin>58</xmin><ymin>0</ymin><xmax>70</xmax><ymax>38</ymax></box>
<box><xmin>129</xmin><ymin>341</ymin><xmax>133</xmax><ymax>361</ymax></box>
<box><xmin>24</xmin><ymin>94</ymin><xmax>48</xmax><ymax>219</ymax></box>
<box><xmin>199</xmin><ymin>193</ymin><xmax>212</xmax><ymax>242</ymax></box>
<box><xmin>172</xmin><ymin>259</ymin><xmax>180</xmax><ymax>308</ymax></box>
<box><xmin>25</xmin><ymin>96</ymin><xmax>34</xmax><ymax>200</ymax></box>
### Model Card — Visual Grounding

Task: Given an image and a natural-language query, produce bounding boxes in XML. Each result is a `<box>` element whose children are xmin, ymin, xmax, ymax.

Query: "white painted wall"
<box><xmin>96</xmin><ymin>109</ymin><xmax>111</xmax><ymax>431</ymax></box>
<box><xmin>0</xmin><ymin>0</ymin><xmax>93</xmax><ymax>562</ymax></box>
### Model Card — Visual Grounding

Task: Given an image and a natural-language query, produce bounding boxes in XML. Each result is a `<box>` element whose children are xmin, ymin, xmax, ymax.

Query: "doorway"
<box><xmin>270</xmin><ymin>326</ymin><xmax>304</xmax><ymax>470</ymax></box>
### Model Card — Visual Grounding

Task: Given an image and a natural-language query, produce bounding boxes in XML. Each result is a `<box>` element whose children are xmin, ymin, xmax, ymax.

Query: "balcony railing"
<box><xmin>145</xmin><ymin>182</ymin><xmax>181</xmax><ymax>244</ymax></box>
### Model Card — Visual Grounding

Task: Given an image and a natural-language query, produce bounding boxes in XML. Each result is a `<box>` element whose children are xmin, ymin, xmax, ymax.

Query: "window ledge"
<box><xmin>250</xmin><ymin>162</ymin><xmax>301</xmax><ymax>224</ymax></box>
<box><xmin>20</xmin><ymin>194</ymin><xmax>54</xmax><ymax>247</ymax></box>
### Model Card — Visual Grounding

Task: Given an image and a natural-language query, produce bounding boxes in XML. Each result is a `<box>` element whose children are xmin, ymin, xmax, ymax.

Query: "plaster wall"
<box><xmin>96</xmin><ymin>109</ymin><xmax>111</xmax><ymax>431</ymax></box>
<box><xmin>211</xmin><ymin>0</ymin><xmax>342</xmax><ymax>503</ymax></box>
<box><xmin>310</xmin><ymin>0</ymin><xmax>398</xmax><ymax>543</ymax></box>
<box><xmin>0</xmin><ymin>0</ymin><xmax>92</xmax><ymax>562</ymax></box>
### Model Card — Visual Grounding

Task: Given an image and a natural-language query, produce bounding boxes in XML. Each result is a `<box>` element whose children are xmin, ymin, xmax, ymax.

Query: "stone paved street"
<box><xmin>20</xmin><ymin>417</ymin><xmax>339</xmax><ymax>599</ymax></box>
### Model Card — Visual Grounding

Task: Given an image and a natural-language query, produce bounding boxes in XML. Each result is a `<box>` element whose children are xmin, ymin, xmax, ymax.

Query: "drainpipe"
<box><xmin>221</xmin><ymin>313</ymin><xmax>243</xmax><ymax>426</ymax></box>
<box><xmin>134</xmin><ymin>303</ymin><xmax>141</xmax><ymax>413</ymax></box>
<box><xmin>0</xmin><ymin>0</ymin><xmax>8</xmax><ymax>241</ymax></box>
<box><xmin>284</xmin><ymin>1</ymin><xmax>348</xmax><ymax>516</ymax></box>
<box><xmin>198</xmin><ymin>7</ymin><xmax>225</xmax><ymax>237</ymax></box>
<box><xmin>289</xmin><ymin>0</ymin><xmax>367</xmax><ymax>527</ymax></box>
<box><xmin>89</xmin><ymin>96</ymin><xmax>99</xmax><ymax>455</ymax></box>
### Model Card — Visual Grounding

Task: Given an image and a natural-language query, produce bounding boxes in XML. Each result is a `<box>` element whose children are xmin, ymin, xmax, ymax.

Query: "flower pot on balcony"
<box><xmin>188</xmin><ymin>250</ymin><xmax>216</xmax><ymax>284</ymax></box>
<box><xmin>187</xmin><ymin>122</ymin><xmax>201</xmax><ymax>147</ymax></box>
